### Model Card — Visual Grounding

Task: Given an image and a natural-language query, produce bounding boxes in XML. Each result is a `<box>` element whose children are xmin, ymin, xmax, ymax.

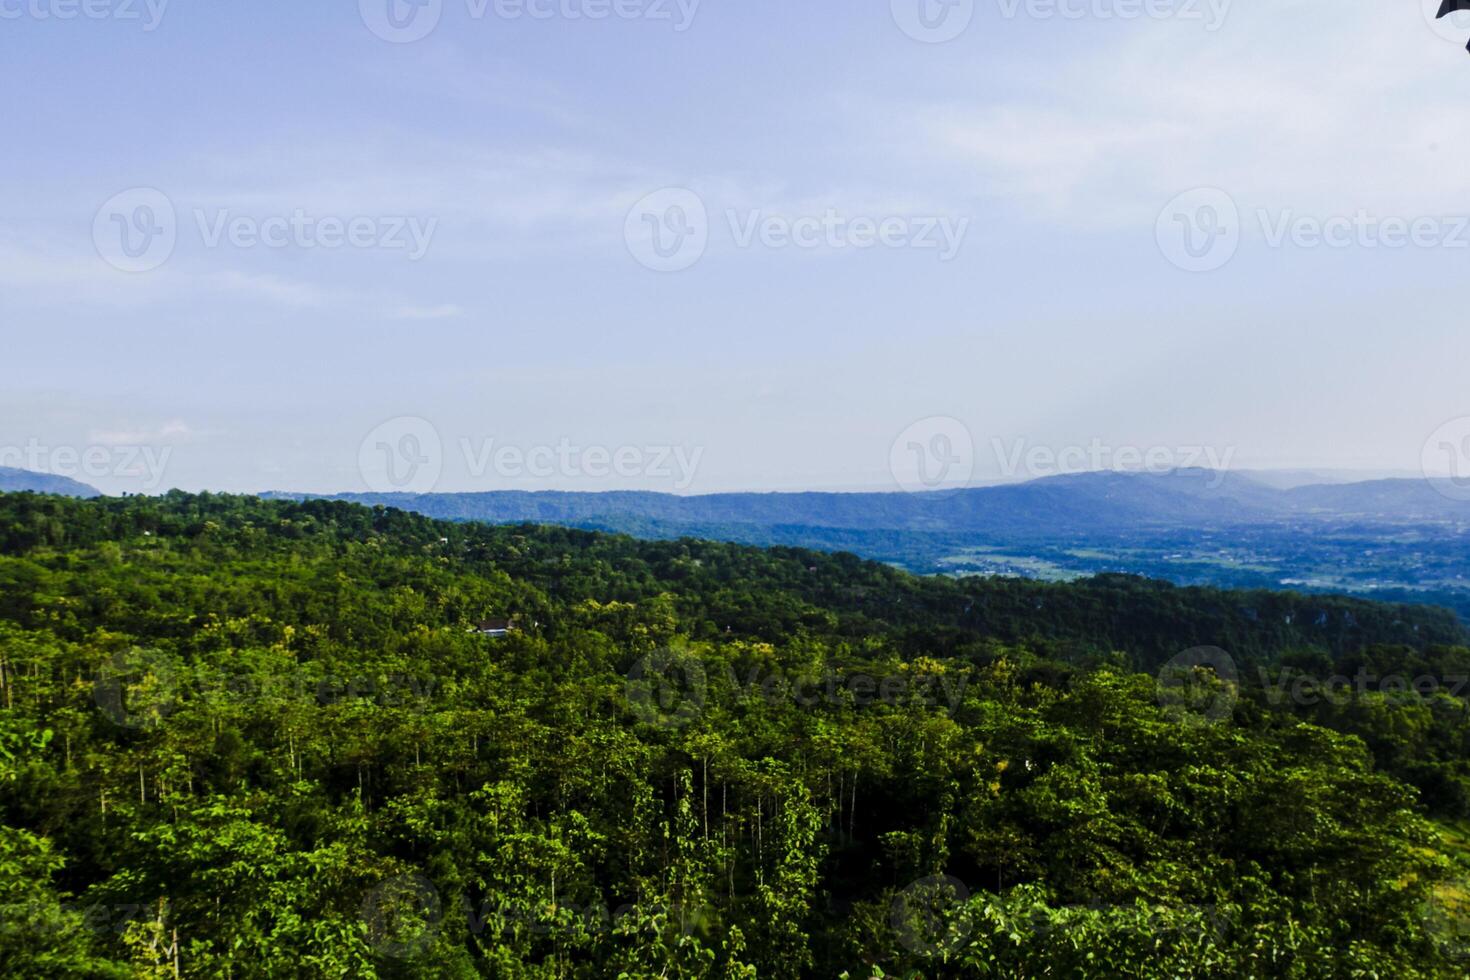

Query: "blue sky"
<box><xmin>4</xmin><ymin>1</ymin><xmax>1470</xmax><ymax>495</ymax></box>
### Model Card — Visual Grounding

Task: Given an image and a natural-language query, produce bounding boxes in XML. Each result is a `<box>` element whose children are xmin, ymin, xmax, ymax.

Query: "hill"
<box><xmin>4</xmin><ymin>491</ymin><xmax>1470</xmax><ymax>976</ymax></box>
<box><xmin>0</xmin><ymin>465</ymin><xmax>99</xmax><ymax>497</ymax></box>
<box><xmin>272</xmin><ymin>469</ymin><xmax>1470</xmax><ymax>533</ymax></box>
<box><xmin>268</xmin><ymin>470</ymin><xmax>1470</xmax><ymax>620</ymax></box>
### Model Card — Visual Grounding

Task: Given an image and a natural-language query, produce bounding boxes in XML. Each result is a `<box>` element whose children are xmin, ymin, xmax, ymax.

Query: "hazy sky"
<box><xmin>5</xmin><ymin>1</ymin><xmax>1470</xmax><ymax>495</ymax></box>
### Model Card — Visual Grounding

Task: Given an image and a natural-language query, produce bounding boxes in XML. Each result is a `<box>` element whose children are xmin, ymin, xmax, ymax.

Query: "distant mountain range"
<box><xmin>6</xmin><ymin>465</ymin><xmax>1467</xmax><ymax>617</ymax></box>
<box><xmin>0</xmin><ymin>467</ymin><xmax>99</xmax><ymax>498</ymax></box>
<box><xmin>264</xmin><ymin>470</ymin><xmax>1470</xmax><ymax>620</ymax></box>
<box><xmin>266</xmin><ymin>469</ymin><xmax>1470</xmax><ymax>535</ymax></box>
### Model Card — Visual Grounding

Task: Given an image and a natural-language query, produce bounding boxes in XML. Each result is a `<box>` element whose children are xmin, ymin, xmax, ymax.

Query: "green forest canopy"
<box><xmin>3</xmin><ymin>491</ymin><xmax>1470</xmax><ymax>977</ymax></box>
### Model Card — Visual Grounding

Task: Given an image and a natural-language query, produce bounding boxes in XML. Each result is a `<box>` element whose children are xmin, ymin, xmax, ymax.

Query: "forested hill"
<box><xmin>265</xmin><ymin>473</ymin><xmax>1470</xmax><ymax>624</ymax></box>
<box><xmin>0</xmin><ymin>465</ymin><xmax>98</xmax><ymax>497</ymax></box>
<box><xmin>267</xmin><ymin>469</ymin><xmax>1470</xmax><ymax>530</ymax></box>
<box><xmin>5</xmin><ymin>491</ymin><xmax>1462</xmax><ymax>671</ymax></box>
<box><xmin>6</xmin><ymin>490</ymin><xmax>1470</xmax><ymax>977</ymax></box>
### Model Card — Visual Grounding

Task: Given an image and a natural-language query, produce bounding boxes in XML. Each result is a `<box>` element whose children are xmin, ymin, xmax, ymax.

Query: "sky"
<box><xmin>4</xmin><ymin>0</ymin><xmax>1470</xmax><ymax>496</ymax></box>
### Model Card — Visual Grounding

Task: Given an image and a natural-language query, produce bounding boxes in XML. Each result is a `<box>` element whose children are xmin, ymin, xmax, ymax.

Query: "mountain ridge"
<box><xmin>264</xmin><ymin>468</ymin><xmax>1470</xmax><ymax>532</ymax></box>
<box><xmin>0</xmin><ymin>466</ymin><xmax>100</xmax><ymax>498</ymax></box>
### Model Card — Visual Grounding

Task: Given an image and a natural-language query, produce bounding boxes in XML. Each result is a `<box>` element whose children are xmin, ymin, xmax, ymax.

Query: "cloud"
<box><xmin>89</xmin><ymin>419</ymin><xmax>193</xmax><ymax>446</ymax></box>
<box><xmin>896</xmin><ymin>4</ymin><xmax>1470</xmax><ymax>226</ymax></box>
<box><xmin>0</xmin><ymin>238</ymin><xmax>179</xmax><ymax>307</ymax></box>
<box><xmin>203</xmin><ymin>270</ymin><xmax>345</xmax><ymax>309</ymax></box>
<box><xmin>389</xmin><ymin>303</ymin><xmax>465</xmax><ymax>321</ymax></box>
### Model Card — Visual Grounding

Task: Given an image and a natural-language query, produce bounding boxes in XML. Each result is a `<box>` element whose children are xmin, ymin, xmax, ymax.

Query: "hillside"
<box><xmin>4</xmin><ymin>492</ymin><xmax>1470</xmax><ymax>976</ymax></box>
<box><xmin>273</xmin><ymin>469</ymin><xmax>1470</xmax><ymax>533</ymax></box>
<box><xmin>0</xmin><ymin>465</ymin><xmax>99</xmax><ymax>498</ymax></box>
<box><xmin>269</xmin><ymin>470</ymin><xmax>1470</xmax><ymax>621</ymax></box>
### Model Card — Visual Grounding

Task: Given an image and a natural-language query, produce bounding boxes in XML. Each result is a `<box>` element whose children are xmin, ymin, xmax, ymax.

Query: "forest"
<box><xmin>3</xmin><ymin>491</ymin><xmax>1470</xmax><ymax>977</ymax></box>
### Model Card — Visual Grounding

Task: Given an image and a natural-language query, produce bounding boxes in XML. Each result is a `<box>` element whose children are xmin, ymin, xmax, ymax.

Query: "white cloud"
<box><xmin>389</xmin><ymin>303</ymin><xmax>465</xmax><ymax>320</ymax></box>
<box><xmin>900</xmin><ymin>5</ymin><xmax>1470</xmax><ymax>226</ymax></box>
<box><xmin>89</xmin><ymin>419</ymin><xmax>193</xmax><ymax>447</ymax></box>
<box><xmin>203</xmin><ymin>270</ymin><xmax>345</xmax><ymax>309</ymax></box>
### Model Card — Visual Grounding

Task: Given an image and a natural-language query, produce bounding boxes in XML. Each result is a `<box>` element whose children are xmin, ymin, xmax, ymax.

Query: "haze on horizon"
<box><xmin>5</xmin><ymin>2</ymin><xmax>1470</xmax><ymax>497</ymax></box>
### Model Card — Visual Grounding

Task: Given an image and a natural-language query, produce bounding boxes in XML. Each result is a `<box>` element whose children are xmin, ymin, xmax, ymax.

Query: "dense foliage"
<box><xmin>278</xmin><ymin>473</ymin><xmax>1470</xmax><ymax>622</ymax></box>
<box><xmin>3</xmin><ymin>491</ymin><xmax>1470</xmax><ymax>977</ymax></box>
